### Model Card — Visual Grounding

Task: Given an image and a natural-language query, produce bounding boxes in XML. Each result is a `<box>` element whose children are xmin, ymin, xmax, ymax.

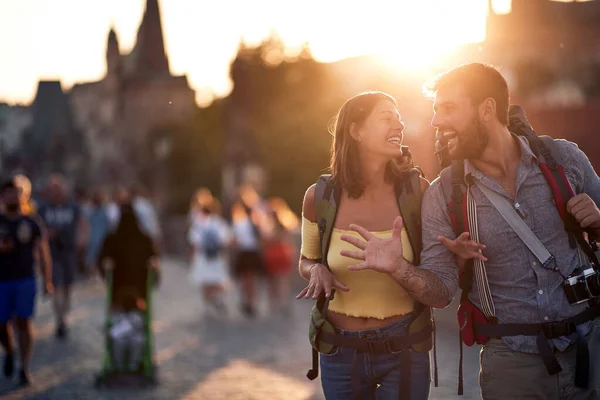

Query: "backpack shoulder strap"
<box><xmin>314</xmin><ymin>174</ymin><xmax>341</xmax><ymax>267</ymax></box>
<box><xmin>396</xmin><ymin>168</ymin><xmax>423</xmax><ymax>265</ymax></box>
<box><xmin>509</xmin><ymin>106</ymin><xmax>576</xmax><ymax>223</ymax></box>
<box><xmin>439</xmin><ymin>160</ymin><xmax>469</xmax><ymax>237</ymax></box>
<box><xmin>532</xmin><ymin>136</ymin><xmax>598</xmax><ymax>262</ymax></box>
<box><xmin>533</xmin><ymin>136</ymin><xmax>575</xmax><ymax>220</ymax></box>
<box><xmin>439</xmin><ymin>160</ymin><xmax>474</xmax><ymax>294</ymax></box>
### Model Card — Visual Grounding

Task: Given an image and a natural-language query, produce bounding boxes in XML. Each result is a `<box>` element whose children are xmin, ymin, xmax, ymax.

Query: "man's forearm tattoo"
<box><xmin>393</xmin><ymin>262</ymin><xmax>449</xmax><ymax>307</ymax></box>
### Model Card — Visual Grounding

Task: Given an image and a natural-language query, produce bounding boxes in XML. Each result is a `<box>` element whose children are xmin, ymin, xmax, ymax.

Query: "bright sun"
<box><xmin>308</xmin><ymin>0</ymin><xmax>488</xmax><ymax>71</ymax></box>
<box><xmin>375</xmin><ymin>1</ymin><xmax>487</xmax><ymax>69</ymax></box>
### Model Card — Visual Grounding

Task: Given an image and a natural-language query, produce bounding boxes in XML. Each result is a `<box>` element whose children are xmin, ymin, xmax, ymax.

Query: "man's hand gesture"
<box><xmin>437</xmin><ymin>232</ymin><xmax>487</xmax><ymax>262</ymax></box>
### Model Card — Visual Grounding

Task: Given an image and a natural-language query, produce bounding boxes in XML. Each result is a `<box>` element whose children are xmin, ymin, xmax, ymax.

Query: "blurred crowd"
<box><xmin>187</xmin><ymin>183</ymin><xmax>300</xmax><ymax>319</ymax></box>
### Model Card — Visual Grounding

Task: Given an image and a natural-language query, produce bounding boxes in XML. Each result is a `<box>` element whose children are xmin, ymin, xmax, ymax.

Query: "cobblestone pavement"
<box><xmin>0</xmin><ymin>259</ymin><xmax>481</xmax><ymax>399</ymax></box>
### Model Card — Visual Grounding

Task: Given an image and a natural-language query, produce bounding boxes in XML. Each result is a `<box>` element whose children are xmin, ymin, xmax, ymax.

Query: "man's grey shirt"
<box><xmin>420</xmin><ymin>136</ymin><xmax>600</xmax><ymax>353</ymax></box>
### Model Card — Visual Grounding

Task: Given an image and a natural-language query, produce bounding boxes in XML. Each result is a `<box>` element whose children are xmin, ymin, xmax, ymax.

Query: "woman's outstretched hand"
<box><xmin>340</xmin><ymin>216</ymin><xmax>406</xmax><ymax>275</ymax></box>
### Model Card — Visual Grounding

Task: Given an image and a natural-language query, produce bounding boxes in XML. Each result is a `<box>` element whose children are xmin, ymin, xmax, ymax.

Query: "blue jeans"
<box><xmin>320</xmin><ymin>316</ymin><xmax>431</xmax><ymax>400</ymax></box>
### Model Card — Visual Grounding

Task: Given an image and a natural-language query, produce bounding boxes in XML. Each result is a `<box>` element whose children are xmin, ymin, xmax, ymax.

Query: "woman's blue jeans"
<box><xmin>320</xmin><ymin>316</ymin><xmax>431</xmax><ymax>400</ymax></box>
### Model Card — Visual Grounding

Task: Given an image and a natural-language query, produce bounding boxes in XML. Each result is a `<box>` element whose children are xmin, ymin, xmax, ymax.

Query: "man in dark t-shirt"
<box><xmin>38</xmin><ymin>174</ymin><xmax>86</xmax><ymax>339</ymax></box>
<box><xmin>0</xmin><ymin>180</ymin><xmax>52</xmax><ymax>386</ymax></box>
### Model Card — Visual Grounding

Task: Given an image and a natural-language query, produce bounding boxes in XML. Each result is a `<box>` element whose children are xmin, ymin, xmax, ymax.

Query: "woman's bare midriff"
<box><xmin>327</xmin><ymin>309</ymin><xmax>410</xmax><ymax>331</ymax></box>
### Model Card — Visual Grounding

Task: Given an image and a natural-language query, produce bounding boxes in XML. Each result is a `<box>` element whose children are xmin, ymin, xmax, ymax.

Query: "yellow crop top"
<box><xmin>301</xmin><ymin>217</ymin><xmax>414</xmax><ymax>319</ymax></box>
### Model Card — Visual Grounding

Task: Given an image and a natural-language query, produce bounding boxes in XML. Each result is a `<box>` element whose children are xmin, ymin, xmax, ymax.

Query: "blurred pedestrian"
<box><xmin>0</xmin><ymin>180</ymin><xmax>52</xmax><ymax>386</ymax></box>
<box><xmin>231</xmin><ymin>185</ymin><xmax>266</xmax><ymax>318</ymax></box>
<box><xmin>85</xmin><ymin>188</ymin><xmax>110</xmax><ymax>276</ymax></box>
<box><xmin>188</xmin><ymin>189</ymin><xmax>231</xmax><ymax>316</ymax></box>
<box><xmin>262</xmin><ymin>197</ymin><xmax>298</xmax><ymax>314</ymax></box>
<box><xmin>38</xmin><ymin>174</ymin><xmax>86</xmax><ymax>339</ymax></box>
<box><xmin>98</xmin><ymin>203</ymin><xmax>159</xmax><ymax>372</ymax></box>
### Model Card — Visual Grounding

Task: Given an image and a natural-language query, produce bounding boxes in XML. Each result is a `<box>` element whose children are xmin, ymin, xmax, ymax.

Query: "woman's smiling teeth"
<box><xmin>387</xmin><ymin>136</ymin><xmax>402</xmax><ymax>145</ymax></box>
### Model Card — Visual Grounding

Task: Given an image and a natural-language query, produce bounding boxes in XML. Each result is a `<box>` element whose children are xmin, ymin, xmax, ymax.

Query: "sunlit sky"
<box><xmin>0</xmin><ymin>0</ymin><xmax>570</xmax><ymax>106</ymax></box>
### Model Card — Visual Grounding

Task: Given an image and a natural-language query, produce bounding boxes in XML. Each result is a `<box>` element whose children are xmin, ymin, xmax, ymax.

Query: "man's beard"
<box><xmin>450</xmin><ymin>117</ymin><xmax>489</xmax><ymax>161</ymax></box>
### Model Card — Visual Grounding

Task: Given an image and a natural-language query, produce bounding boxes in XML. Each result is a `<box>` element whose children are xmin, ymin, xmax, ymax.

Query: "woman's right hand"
<box><xmin>296</xmin><ymin>264</ymin><xmax>349</xmax><ymax>300</ymax></box>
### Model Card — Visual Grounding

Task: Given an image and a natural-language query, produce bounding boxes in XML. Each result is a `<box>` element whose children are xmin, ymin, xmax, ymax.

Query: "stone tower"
<box><xmin>106</xmin><ymin>27</ymin><xmax>121</xmax><ymax>77</ymax></box>
<box><xmin>128</xmin><ymin>0</ymin><xmax>170</xmax><ymax>77</ymax></box>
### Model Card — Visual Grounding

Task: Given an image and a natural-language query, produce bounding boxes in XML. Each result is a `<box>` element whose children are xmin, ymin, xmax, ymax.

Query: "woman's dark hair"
<box><xmin>329</xmin><ymin>91</ymin><xmax>413</xmax><ymax>198</ymax></box>
<box><xmin>115</xmin><ymin>204</ymin><xmax>143</xmax><ymax>236</ymax></box>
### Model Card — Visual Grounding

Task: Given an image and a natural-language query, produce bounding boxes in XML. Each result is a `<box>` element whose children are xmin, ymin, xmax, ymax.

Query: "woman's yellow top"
<box><xmin>301</xmin><ymin>217</ymin><xmax>414</xmax><ymax>319</ymax></box>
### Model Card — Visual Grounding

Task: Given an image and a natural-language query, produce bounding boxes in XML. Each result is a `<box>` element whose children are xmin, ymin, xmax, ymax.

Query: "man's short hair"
<box><xmin>13</xmin><ymin>174</ymin><xmax>31</xmax><ymax>196</ymax></box>
<box><xmin>424</xmin><ymin>63</ymin><xmax>510</xmax><ymax>125</ymax></box>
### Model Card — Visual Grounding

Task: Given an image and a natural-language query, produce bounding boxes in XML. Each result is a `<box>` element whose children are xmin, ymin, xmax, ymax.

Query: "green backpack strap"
<box><xmin>307</xmin><ymin>175</ymin><xmax>341</xmax><ymax>381</ymax></box>
<box><xmin>315</xmin><ymin>174</ymin><xmax>342</xmax><ymax>266</ymax></box>
<box><xmin>395</xmin><ymin>168</ymin><xmax>423</xmax><ymax>265</ymax></box>
<box><xmin>396</xmin><ymin>168</ymin><xmax>435</xmax><ymax>387</ymax></box>
<box><xmin>396</xmin><ymin>168</ymin><xmax>433</xmax><ymax>344</ymax></box>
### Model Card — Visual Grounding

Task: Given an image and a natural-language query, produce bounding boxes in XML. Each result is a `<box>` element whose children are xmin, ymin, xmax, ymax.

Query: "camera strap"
<box><xmin>474</xmin><ymin>180</ymin><xmax>557</xmax><ymax>270</ymax></box>
<box><xmin>475</xmin><ymin>180</ymin><xmax>598</xmax><ymax>270</ymax></box>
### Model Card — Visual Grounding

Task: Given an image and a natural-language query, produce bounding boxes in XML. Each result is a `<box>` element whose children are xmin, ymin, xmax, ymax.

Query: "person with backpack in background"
<box><xmin>341</xmin><ymin>64</ymin><xmax>600</xmax><ymax>399</ymax></box>
<box><xmin>262</xmin><ymin>197</ymin><xmax>298</xmax><ymax>316</ymax></box>
<box><xmin>296</xmin><ymin>91</ymin><xmax>446</xmax><ymax>400</ymax></box>
<box><xmin>188</xmin><ymin>189</ymin><xmax>231</xmax><ymax>316</ymax></box>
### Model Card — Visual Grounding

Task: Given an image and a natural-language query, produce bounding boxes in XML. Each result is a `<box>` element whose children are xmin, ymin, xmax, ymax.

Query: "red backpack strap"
<box><xmin>533</xmin><ymin>136</ymin><xmax>600</xmax><ymax>264</ymax></box>
<box><xmin>509</xmin><ymin>106</ymin><xmax>576</xmax><ymax>224</ymax></box>
<box><xmin>439</xmin><ymin>161</ymin><xmax>474</xmax><ymax>294</ymax></box>
<box><xmin>533</xmin><ymin>136</ymin><xmax>574</xmax><ymax>218</ymax></box>
<box><xmin>510</xmin><ymin>107</ymin><xmax>598</xmax><ymax>262</ymax></box>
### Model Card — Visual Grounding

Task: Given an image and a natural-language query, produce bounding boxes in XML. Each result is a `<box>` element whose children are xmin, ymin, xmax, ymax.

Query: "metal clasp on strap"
<box><xmin>542</xmin><ymin>255</ymin><xmax>557</xmax><ymax>270</ymax></box>
<box><xmin>318</xmin><ymin>219</ymin><xmax>326</xmax><ymax>234</ymax></box>
<box><xmin>542</xmin><ymin>320</ymin><xmax>573</xmax><ymax>339</ymax></box>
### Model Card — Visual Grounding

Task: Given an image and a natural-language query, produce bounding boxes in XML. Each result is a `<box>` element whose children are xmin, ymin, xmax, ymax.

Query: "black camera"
<box><xmin>564</xmin><ymin>266</ymin><xmax>600</xmax><ymax>305</ymax></box>
<box><xmin>563</xmin><ymin>240</ymin><xmax>600</xmax><ymax>305</ymax></box>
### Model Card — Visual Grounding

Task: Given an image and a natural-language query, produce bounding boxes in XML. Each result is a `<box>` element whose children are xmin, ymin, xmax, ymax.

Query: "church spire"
<box><xmin>132</xmin><ymin>0</ymin><xmax>170</xmax><ymax>77</ymax></box>
<box><xmin>106</xmin><ymin>27</ymin><xmax>121</xmax><ymax>76</ymax></box>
